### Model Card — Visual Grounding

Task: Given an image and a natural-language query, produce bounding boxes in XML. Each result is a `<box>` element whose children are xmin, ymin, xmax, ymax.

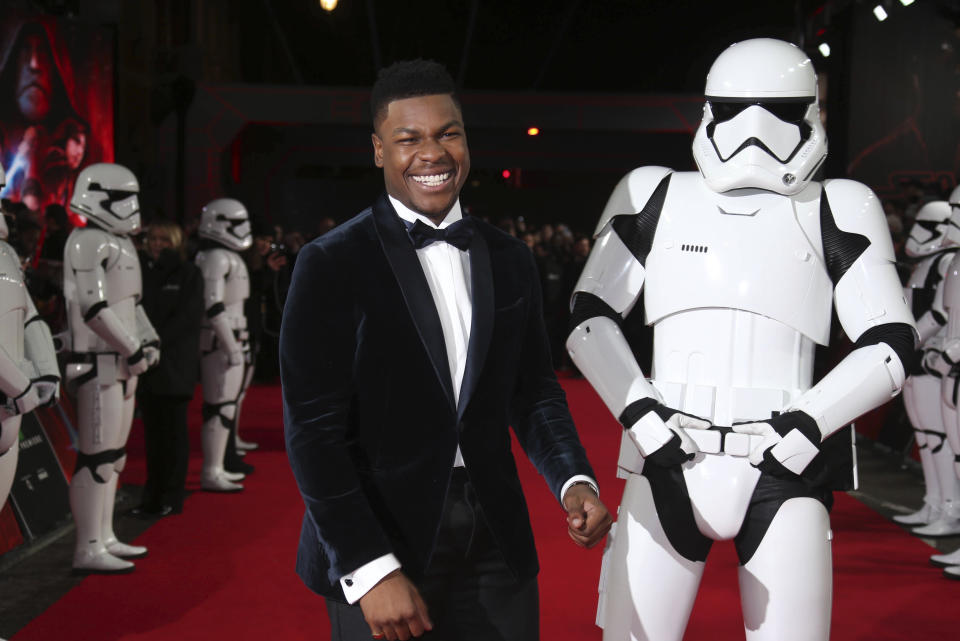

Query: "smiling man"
<box><xmin>281</xmin><ymin>60</ymin><xmax>611</xmax><ymax>641</ymax></box>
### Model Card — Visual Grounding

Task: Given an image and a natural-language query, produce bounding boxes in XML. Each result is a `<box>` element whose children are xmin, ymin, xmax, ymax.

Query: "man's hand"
<box><xmin>358</xmin><ymin>570</ymin><xmax>432</xmax><ymax>641</ymax></box>
<box><xmin>562</xmin><ymin>484</ymin><xmax>612</xmax><ymax>548</ymax></box>
<box><xmin>266</xmin><ymin>251</ymin><xmax>288</xmax><ymax>272</ymax></box>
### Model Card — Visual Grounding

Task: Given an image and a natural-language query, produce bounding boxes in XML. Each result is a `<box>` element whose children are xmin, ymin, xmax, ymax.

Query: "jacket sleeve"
<box><xmin>280</xmin><ymin>241</ymin><xmax>394</xmax><ymax>583</ymax></box>
<box><xmin>509</xmin><ymin>248</ymin><xmax>596</xmax><ymax>503</ymax></box>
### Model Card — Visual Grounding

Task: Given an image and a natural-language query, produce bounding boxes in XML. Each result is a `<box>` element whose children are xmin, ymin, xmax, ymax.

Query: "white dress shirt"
<box><xmin>339</xmin><ymin>197</ymin><xmax>596</xmax><ymax>603</ymax></box>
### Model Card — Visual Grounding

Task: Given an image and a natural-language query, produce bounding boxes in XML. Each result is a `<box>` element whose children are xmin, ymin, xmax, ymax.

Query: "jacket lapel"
<box><xmin>457</xmin><ymin>226</ymin><xmax>493</xmax><ymax>420</ymax></box>
<box><xmin>372</xmin><ymin>194</ymin><xmax>455</xmax><ymax>410</ymax></box>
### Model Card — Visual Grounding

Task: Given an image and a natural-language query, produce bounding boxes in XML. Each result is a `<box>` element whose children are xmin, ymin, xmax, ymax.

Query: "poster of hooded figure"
<box><xmin>0</xmin><ymin>15</ymin><xmax>113</xmax><ymax>223</ymax></box>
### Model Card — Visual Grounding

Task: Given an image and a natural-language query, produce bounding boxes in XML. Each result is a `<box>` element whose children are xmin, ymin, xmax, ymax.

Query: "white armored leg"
<box><xmin>200</xmin><ymin>351</ymin><xmax>244</xmax><ymax>492</ymax></box>
<box><xmin>738</xmin><ymin>498</ymin><xmax>832</xmax><ymax>641</ymax></box>
<box><xmin>896</xmin><ymin>376</ymin><xmax>942</xmax><ymax>525</ymax></box>
<box><xmin>913</xmin><ymin>401</ymin><xmax>960</xmax><ymax>537</ymax></box>
<box><xmin>101</xmin><ymin>377</ymin><xmax>147</xmax><ymax>558</ymax></box>
<box><xmin>235</xmin><ymin>360</ymin><xmax>258</xmax><ymax>452</ymax></box>
<box><xmin>0</xmin><ymin>418</ymin><xmax>20</xmax><ymax>509</ymax></box>
<box><xmin>601</xmin><ymin>475</ymin><xmax>704</xmax><ymax>641</ymax></box>
<box><xmin>70</xmin><ymin>379</ymin><xmax>133</xmax><ymax>574</ymax></box>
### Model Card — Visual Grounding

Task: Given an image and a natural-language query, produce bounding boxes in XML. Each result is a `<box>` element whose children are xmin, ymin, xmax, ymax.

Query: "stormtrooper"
<box><xmin>567</xmin><ymin>39</ymin><xmax>915</xmax><ymax>640</ymax></box>
<box><xmin>895</xmin><ymin>198</ymin><xmax>960</xmax><ymax>540</ymax></box>
<box><xmin>928</xmin><ymin>186</ymin><xmax>960</xmax><ymax>575</ymax></box>
<box><xmin>0</xmin><ymin>163</ymin><xmax>60</xmax><ymax>512</ymax></box>
<box><xmin>64</xmin><ymin>162</ymin><xmax>160</xmax><ymax>573</ymax></box>
<box><xmin>195</xmin><ymin>198</ymin><xmax>252</xmax><ymax>492</ymax></box>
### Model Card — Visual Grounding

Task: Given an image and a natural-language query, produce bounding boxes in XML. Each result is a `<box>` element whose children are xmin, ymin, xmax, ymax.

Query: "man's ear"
<box><xmin>372</xmin><ymin>133</ymin><xmax>383</xmax><ymax>168</ymax></box>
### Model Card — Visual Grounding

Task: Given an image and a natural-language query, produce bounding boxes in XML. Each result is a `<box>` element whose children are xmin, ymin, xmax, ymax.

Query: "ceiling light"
<box><xmin>818</xmin><ymin>43</ymin><xmax>831</xmax><ymax>57</ymax></box>
<box><xmin>873</xmin><ymin>5</ymin><xmax>888</xmax><ymax>21</ymax></box>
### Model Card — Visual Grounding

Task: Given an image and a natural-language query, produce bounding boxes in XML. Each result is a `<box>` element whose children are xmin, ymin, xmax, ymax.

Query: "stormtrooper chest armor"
<box><xmin>643</xmin><ymin>174</ymin><xmax>834</xmax><ymax>346</ymax></box>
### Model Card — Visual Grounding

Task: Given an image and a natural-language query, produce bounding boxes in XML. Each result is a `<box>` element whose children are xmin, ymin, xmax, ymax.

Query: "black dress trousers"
<box><xmin>326</xmin><ymin>468</ymin><xmax>539</xmax><ymax>641</ymax></box>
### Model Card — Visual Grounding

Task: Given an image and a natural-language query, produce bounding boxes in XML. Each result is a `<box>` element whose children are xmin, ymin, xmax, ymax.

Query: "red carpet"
<box><xmin>12</xmin><ymin>379</ymin><xmax>960</xmax><ymax>640</ymax></box>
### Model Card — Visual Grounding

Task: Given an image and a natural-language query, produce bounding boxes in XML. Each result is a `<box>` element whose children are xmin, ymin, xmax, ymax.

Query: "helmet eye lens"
<box><xmin>710</xmin><ymin>99</ymin><xmax>812</xmax><ymax>125</ymax></box>
<box><xmin>762</xmin><ymin>101</ymin><xmax>811</xmax><ymax>124</ymax></box>
<box><xmin>88</xmin><ymin>182</ymin><xmax>136</xmax><ymax>202</ymax></box>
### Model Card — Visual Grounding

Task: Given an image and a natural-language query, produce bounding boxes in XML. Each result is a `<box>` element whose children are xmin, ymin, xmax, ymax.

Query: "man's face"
<box><xmin>372</xmin><ymin>94</ymin><xmax>470</xmax><ymax>221</ymax></box>
<box><xmin>16</xmin><ymin>33</ymin><xmax>52</xmax><ymax>123</ymax></box>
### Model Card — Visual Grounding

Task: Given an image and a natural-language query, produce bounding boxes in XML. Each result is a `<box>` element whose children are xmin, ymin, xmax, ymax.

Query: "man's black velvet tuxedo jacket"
<box><xmin>280</xmin><ymin>195</ymin><xmax>595</xmax><ymax>601</ymax></box>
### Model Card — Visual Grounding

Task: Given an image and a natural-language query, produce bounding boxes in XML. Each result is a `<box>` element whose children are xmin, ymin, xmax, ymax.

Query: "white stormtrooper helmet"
<box><xmin>905</xmin><ymin>201</ymin><xmax>951</xmax><ymax>257</ymax></box>
<box><xmin>69</xmin><ymin>163</ymin><xmax>141</xmax><ymax>235</ymax></box>
<box><xmin>692</xmin><ymin>38</ymin><xmax>827</xmax><ymax>195</ymax></box>
<box><xmin>198</xmin><ymin>198</ymin><xmax>252</xmax><ymax>251</ymax></box>
<box><xmin>944</xmin><ymin>185</ymin><xmax>960</xmax><ymax>247</ymax></box>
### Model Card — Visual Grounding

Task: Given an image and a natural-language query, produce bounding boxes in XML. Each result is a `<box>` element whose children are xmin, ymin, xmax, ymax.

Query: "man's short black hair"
<box><xmin>370</xmin><ymin>59</ymin><xmax>460</xmax><ymax>130</ymax></box>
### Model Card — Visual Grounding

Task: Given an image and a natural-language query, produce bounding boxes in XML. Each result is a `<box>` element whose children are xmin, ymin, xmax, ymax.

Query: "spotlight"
<box><xmin>873</xmin><ymin>5</ymin><xmax>888</xmax><ymax>21</ymax></box>
<box><xmin>818</xmin><ymin>42</ymin><xmax>831</xmax><ymax>57</ymax></box>
<box><xmin>502</xmin><ymin>169</ymin><xmax>512</xmax><ymax>179</ymax></box>
<box><xmin>319</xmin><ymin>0</ymin><xmax>338</xmax><ymax>11</ymax></box>
<box><xmin>899</xmin><ymin>0</ymin><xmax>914</xmax><ymax>5</ymax></box>
<box><xmin>527</xmin><ymin>127</ymin><xmax>540</xmax><ymax>136</ymax></box>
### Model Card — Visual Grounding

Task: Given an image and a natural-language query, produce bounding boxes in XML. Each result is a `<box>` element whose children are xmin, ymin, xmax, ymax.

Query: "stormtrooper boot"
<box><xmin>912</xmin><ymin>499</ymin><xmax>960</xmax><ymax>537</ymax></box>
<box><xmin>930</xmin><ymin>546</ymin><xmax>960</xmax><ymax>567</ymax></box>
<box><xmin>893</xmin><ymin>499</ymin><xmax>941</xmax><ymax>526</ymax></box>
<box><xmin>201</xmin><ymin>418</ymin><xmax>243</xmax><ymax>492</ymax></box>
<box><xmin>101</xmin><ymin>471</ymin><xmax>148</xmax><ymax>558</ymax></box>
<box><xmin>70</xmin><ymin>470</ymin><xmax>134</xmax><ymax>574</ymax></box>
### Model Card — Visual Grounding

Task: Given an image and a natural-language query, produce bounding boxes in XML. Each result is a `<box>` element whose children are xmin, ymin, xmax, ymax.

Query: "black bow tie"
<box><xmin>408</xmin><ymin>218</ymin><xmax>474</xmax><ymax>251</ymax></box>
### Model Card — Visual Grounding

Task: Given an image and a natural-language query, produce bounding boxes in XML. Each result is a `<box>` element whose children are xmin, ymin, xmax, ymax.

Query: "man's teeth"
<box><xmin>412</xmin><ymin>172</ymin><xmax>451</xmax><ymax>187</ymax></box>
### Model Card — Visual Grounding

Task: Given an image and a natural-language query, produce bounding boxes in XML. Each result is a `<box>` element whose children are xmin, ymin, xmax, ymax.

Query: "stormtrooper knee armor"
<box><xmin>195</xmin><ymin>198</ymin><xmax>252</xmax><ymax>492</ymax></box>
<box><xmin>567</xmin><ymin>39</ymin><xmax>915</xmax><ymax>640</ymax></box>
<box><xmin>64</xmin><ymin>163</ymin><xmax>160</xmax><ymax>574</ymax></box>
<box><xmin>0</xmin><ymin>164</ymin><xmax>60</xmax><ymax>511</ymax></box>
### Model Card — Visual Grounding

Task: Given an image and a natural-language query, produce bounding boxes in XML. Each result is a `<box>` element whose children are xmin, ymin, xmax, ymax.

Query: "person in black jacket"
<box><xmin>133</xmin><ymin>218</ymin><xmax>203</xmax><ymax>516</ymax></box>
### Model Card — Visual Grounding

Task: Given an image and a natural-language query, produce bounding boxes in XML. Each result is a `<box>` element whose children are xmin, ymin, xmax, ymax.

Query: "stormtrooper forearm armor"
<box><xmin>23</xmin><ymin>295</ymin><xmax>60</xmax><ymax>383</ymax></box>
<box><xmin>72</xmin><ymin>257</ymin><xmax>141</xmax><ymax>360</ymax></box>
<box><xmin>134</xmin><ymin>302</ymin><xmax>160</xmax><ymax>349</ymax></box>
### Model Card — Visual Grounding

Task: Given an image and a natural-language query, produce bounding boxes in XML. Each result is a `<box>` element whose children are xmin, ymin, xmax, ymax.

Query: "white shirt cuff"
<box><xmin>561</xmin><ymin>475</ymin><xmax>599</xmax><ymax>505</ymax></box>
<box><xmin>339</xmin><ymin>553</ymin><xmax>402</xmax><ymax>604</ymax></box>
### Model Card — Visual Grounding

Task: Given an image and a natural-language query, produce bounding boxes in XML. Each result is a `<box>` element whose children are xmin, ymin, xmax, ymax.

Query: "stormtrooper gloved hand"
<box><xmin>619</xmin><ymin>398</ymin><xmax>708</xmax><ymax>467</ymax></box>
<box><xmin>1</xmin><ymin>381</ymin><xmax>41</xmax><ymax>420</ymax></box>
<box><xmin>126</xmin><ymin>346</ymin><xmax>150</xmax><ymax>376</ymax></box>
<box><xmin>143</xmin><ymin>342</ymin><xmax>161</xmax><ymax>369</ymax></box>
<box><xmin>32</xmin><ymin>377</ymin><xmax>60</xmax><ymax>408</ymax></box>
<box><xmin>732</xmin><ymin>410</ymin><xmax>821</xmax><ymax>478</ymax></box>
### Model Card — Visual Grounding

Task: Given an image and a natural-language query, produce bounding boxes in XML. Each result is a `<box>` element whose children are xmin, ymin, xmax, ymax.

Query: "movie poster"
<box><xmin>0</xmin><ymin>14</ymin><xmax>114</xmax><ymax>224</ymax></box>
